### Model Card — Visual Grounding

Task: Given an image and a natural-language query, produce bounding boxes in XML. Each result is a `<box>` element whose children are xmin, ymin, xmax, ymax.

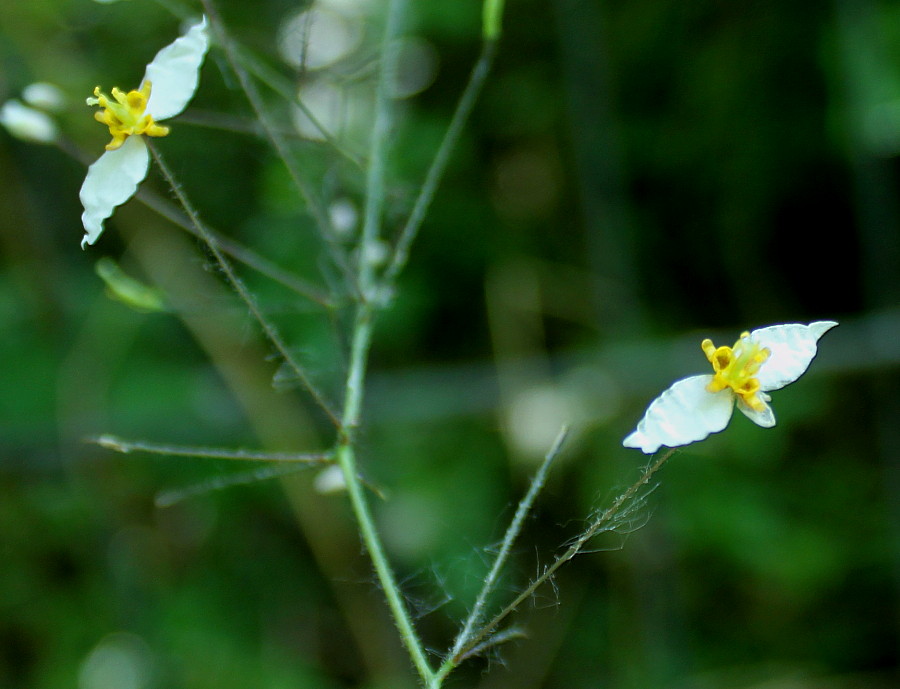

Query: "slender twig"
<box><xmin>199</xmin><ymin>0</ymin><xmax>356</xmax><ymax>288</ymax></box>
<box><xmin>155</xmin><ymin>462</ymin><xmax>315</xmax><ymax>507</ymax></box>
<box><xmin>176</xmin><ymin>108</ymin><xmax>301</xmax><ymax>138</ymax></box>
<box><xmin>358</xmin><ymin>2</ymin><xmax>403</xmax><ymax>296</ymax></box>
<box><xmin>91</xmin><ymin>435</ymin><xmax>332</xmax><ymax>463</ymax></box>
<box><xmin>448</xmin><ymin>426</ymin><xmax>569</xmax><ymax>661</ymax></box>
<box><xmin>442</xmin><ymin>449</ymin><xmax>676</xmax><ymax>673</ymax></box>
<box><xmin>147</xmin><ymin>140</ymin><xmax>341</xmax><ymax>427</ymax></box>
<box><xmin>135</xmin><ymin>186</ymin><xmax>335</xmax><ymax>307</ymax></box>
<box><xmin>232</xmin><ymin>44</ymin><xmax>364</xmax><ymax>169</ymax></box>
<box><xmin>383</xmin><ymin>39</ymin><xmax>497</xmax><ymax>285</ymax></box>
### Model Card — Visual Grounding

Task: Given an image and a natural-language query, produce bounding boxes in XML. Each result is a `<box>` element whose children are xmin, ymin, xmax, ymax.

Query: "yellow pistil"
<box><xmin>701</xmin><ymin>331</ymin><xmax>771</xmax><ymax>411</ymax></box>
<box><xmin>87</xmin><ymin>81</ymin><xmax>169</xmax><ymax>150</ymax></box>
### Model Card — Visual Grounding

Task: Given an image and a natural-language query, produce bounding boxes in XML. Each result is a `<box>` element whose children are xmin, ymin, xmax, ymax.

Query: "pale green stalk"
<box><xmin>332</xmin><ymin>0</ymin><xmax>435</xmax><ymax>683</ymax></box>
<box><xmin>482</xmin><ymin>0</ymin><xmax>506</xmax><ymax>39</ymax></box>
<box><xmin>92</xmin><ymin>435</ymin><xmax>331</xmax><ymax>462</ymax></box>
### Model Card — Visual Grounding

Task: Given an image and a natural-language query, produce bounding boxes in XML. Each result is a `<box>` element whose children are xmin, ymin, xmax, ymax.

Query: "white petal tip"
<box><xmin>622</xmin><ymin>432</ymin><xmax>659</xmax><ymax>454</ymax></box>
<box><xmin>143</xmin><ymin>16</ymin><xmax>211</xmax><ymax>120</ymax></box>
<box><xmin>809</xmin><ymin>320</ymin><xmax>838</xmax><ymax>337</ymax></box>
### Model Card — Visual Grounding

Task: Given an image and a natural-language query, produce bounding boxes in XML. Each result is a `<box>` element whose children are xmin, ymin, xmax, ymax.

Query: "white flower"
<box><xmin>79</xmin><ymin>16</ymin><xmax>209</xmax><ymax>248</ymax></box>
<box><xmin>0</xmin><ymin>100</ymin><xmax>58</xmax><ymax>144</ymax></box>
<box><xmin>623</xmin><ymin>321</ymin><xmax>837</xmax><ymax>454</ymax></box>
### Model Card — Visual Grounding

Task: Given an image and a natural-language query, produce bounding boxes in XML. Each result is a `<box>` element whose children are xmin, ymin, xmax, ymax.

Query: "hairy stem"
<box><xmin>199</xmin><ymin>0</ymin><xmax>355</xmax><ymax>288</ymax></box>
<box><xmin>448</xmin><ymin>426</ymin><xmax>569</xmax><ymax>662</ymax></box>
<box><xmin>446</xmin><ymin>449</ymin><xmax>676</xmax><ymax>670</ymax></box>
<box><xmin>91</xmin><ymin>435</ymin><xmax>331</xmax><ymax>462</ymax></box>
<box><xmin>334</xmin><ymin>0</ymin><xmax>435</xmax><ymax>681</ymax></box>
<box><xmin>335</xmin><ymin>305</ymin><xmax>433</xmax><ymax>683</ymax></box>
<box><xmin>147</xmin><ymin>141</ymin><xmax>340</xmax><ymax>427</ymax></box>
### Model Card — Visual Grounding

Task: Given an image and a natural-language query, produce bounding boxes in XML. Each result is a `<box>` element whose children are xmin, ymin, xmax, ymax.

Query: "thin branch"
<box><xmin>135</xmin><ymin>185</ymin><xmax>335</xmax><ymax>308</ymax></box>
<box><xmin>147</xmin><ymin>140</ymin><xmax>341</xmax><ymax>427</ymax></box>
<box><xmin>358</xmin><ymin>1</ymin><xmax>403</xmax><ymax>296</ymax></box>
<box><xmin>449</xmin><ymin>426</ymin><xmax>569</xmax><ymax>661</ymax></box>
<box><xmin>155</xmin><ymin>462</ymin><xmax>314</xmax><ymax>507</ymax></box>
<box><xmin>232</xmin><ymin>43</ymin><xmax>364</xmax><ymax>169</ymax></box>
<box><xmin>383</xmin><ymin>39</ymin><xmax>497</xmax><ymax>285</ymax></box>
<box><xmin>446</xmin><ymin>449</ymin><xmax>676</xmax><ymax>668</ymax></box>
<box><xmin>90</xmin><ymin>435</ymin><xmax>332</xmax><ymax>463</ymax></box>
<box><xmin>199</xmin><ymin>0</ymin><xmax>356</xmax><ymax>289</ymax></box>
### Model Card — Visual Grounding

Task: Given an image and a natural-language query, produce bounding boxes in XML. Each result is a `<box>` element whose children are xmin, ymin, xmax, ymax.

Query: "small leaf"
<box><xmin>95</xmin><ymin>257</ymin><xmax>167</xmax><ymax>312</ymax></box>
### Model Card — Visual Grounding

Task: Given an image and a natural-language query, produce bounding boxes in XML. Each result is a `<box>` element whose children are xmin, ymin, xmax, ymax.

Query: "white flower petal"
<box><xmin>144</xmin><ymin>16</ymin><xmax>209</xmax><ymax>121</ymax></box>
<box><xmin>0</xmin><ymin>100</ymin><xmax>57</xmax><ymax>143</ymax></box>
<box><xmin>736</xmin><ymin>396</ymin><xmax>776</xmax><ymax>428</ymax></box>
<box><xmin>623</xmin><ymin>375</ymin><xmax>735</xmax><ymax>454</ymax></box>
<box><xmin>80</xmin><ymin>135</ymin><xmax>149</xmax><ymax>248</ymax></box>
<box><xmin>750</xmin><ymin>321</ymin><xmax>837</xmax><ymax>392</ymax></box>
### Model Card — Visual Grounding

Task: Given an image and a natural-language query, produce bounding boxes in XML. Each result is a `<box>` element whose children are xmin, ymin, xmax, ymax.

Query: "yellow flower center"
<box><xmin>87</xmin><ymin>81</ymin><xmax>169</xmax><ymax>150</ymax></box>
<box><xmin>701</xmin><ymin>332</ymin><xmax>771</xmax><ymax>412</ymax></box>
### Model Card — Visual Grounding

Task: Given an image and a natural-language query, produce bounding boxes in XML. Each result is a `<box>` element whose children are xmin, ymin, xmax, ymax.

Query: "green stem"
<box><xmin>360</xmin><ymin>0</ymin><xmax>406</xmax><ymax>293</ymax></box>
<box><xmin>198</xmin><ymin>0</ymin><xmax>355</xmax><ymax>289</ymax></box>
<box><xmin>92</xmin><ymin>435</ymin><xmax>331</xmax><ymax>462</ymax></box>
<box><xmin>336</xmin><ymin>302</ymin><xmax>434</xmax><ymax>684</ymax></box>
<box><xmin>147</xmin><ymin>141</ymin><xmax>341</xmax><ymax>427</ymax></box>
<box><xmin>437</xmin><ymin>449</ymin><xmax>676</xmax><ymax>679</ymax></box>
<box><xmin>449</xmin><ymin>426</ymin><xmax>568</xmax><ymax>660</ymax></box>
<box><xmin>335</xmin><ymin>0</ymin><xmax>434</xmax><ymax>681</ymax></box>
<box><xmin>384</xmin><ymin>39</ymin><xmax>497</xmax><ymax>285</ymax></box>
<box><xmin>482</xmin><ymin>0</ymin><xmax>506</xmax><ymax>39</ymax></box>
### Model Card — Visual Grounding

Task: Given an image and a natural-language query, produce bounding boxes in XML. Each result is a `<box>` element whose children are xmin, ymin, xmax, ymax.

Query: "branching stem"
<box><xmin>199</xmin><ymin>0</ymin><xmax>355</xmax><ymax>289</ymax></box>
<box><xmin>449</xmin><ymin>426</ymin><xmax>569</xmax><ymax>661</ymax></box>
<box><xmin>441</xmin><ymin>449</ymin><xmax>676</xmax><ymax>673</ymax></box>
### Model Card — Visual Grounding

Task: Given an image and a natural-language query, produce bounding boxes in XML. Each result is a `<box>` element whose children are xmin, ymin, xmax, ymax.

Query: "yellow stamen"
<box><xmin>701</xmin><ymin>331</ymin><xmax>770</xmax><ymax>411</ymax></box>
<box><xmin>87</xmin><ymin>81</ymin><xmax>169</xmax><ymax>150</ymax></box>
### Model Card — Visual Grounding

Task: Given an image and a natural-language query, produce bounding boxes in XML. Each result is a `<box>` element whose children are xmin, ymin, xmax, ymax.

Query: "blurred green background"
<box><xmin>1</xmin><ymin>0</ymin><xmax>898</xmax><ymax>687</ymax></box>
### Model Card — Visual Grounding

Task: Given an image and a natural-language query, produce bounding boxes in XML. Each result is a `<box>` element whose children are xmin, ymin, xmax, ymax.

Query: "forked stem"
<box><xmin>439</xmin><ymin>449</ymin><xmax>676</xmax><ymax>675</ymax></box>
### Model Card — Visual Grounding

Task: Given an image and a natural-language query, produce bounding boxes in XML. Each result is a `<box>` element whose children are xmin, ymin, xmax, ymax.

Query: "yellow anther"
<box><xmin>701</xmin><ymin>332</ymin><xmax>771</xmax><ymax>411</ymax></box>
<box><xmin>87</xmin><ymin>81</ymin><xmax>169</xmax><ymax>150</ymax></box>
